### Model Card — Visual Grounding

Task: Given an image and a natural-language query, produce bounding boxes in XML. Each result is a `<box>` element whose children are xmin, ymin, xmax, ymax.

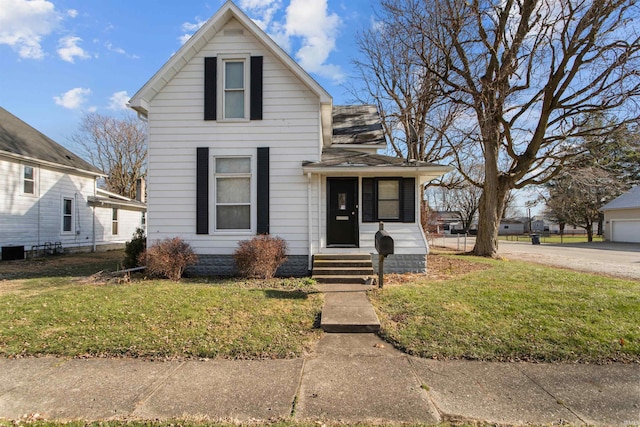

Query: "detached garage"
<box><xmin>601</xmin><ymin>186</ymin><xmax>640</xmax><ymax>243</ymax></box>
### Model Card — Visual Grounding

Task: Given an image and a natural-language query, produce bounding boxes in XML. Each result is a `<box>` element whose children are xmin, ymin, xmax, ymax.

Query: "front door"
<box><xmin>327</xmin><ymin>177</ymin><xmax>359</xmax><ymax>247</ymax></box>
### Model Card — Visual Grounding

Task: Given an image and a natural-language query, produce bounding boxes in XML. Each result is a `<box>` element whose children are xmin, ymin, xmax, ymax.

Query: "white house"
<box><xmin>601</xmin><ymin>186</ymin><xmax>640</xmax><ymax>243</ymax></box>
<box><xmin>128</xmin><ymin>1</ymin><xmax>451</xmax><ymax>275</ymax></box>
<box><xmin>0</xmin><ymin>107</ymin><xmax>146</xmax><ymax>260</ymax></box>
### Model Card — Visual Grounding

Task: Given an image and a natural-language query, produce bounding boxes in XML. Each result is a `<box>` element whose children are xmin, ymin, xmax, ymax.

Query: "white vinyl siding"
<box><xmin>144</xmin><ymin>17</ymin><xmax>321</xmax><ymax>255</ymax></box>
<box><xmin>0</xmin><ymin>156</ymin><xmax>145</xmax><ymax>251</ymax></box>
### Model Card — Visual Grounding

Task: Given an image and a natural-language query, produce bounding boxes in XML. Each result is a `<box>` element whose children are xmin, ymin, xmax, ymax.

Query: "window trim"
<box><xmin>218</xmin><ymin>54</ymin><xmax>250</xmax><ymax>121</ymax></box>
<box><xmin>212</xmin><ymin>155</ymin><xmax>254</xmax><ymax>233</ymax></box>
<box><xmin>62</xmin><ymin>196</ymin><xmax>74</xmax><ymax>234</ymax></box>
<box><xmin>22</xmin><ymin>164</ymin><xmax>36</xmax><ymax>196</ymax></box>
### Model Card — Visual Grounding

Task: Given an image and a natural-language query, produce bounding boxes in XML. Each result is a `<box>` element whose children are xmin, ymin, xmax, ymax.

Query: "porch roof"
<box><xmin>302</xmin><ymin>147</ymin><xmax>452</xmax><ymax>180</ymax></box>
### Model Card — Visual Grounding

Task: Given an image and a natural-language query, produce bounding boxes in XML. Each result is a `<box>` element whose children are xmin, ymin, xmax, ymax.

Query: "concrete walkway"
<box><xmin>1</xmin><ymin>335</ymin><xmax>638</xmax><ymax>426</ymax></box>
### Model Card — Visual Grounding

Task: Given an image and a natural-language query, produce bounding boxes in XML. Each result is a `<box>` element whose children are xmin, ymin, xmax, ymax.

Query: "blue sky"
<box><xmin>0</xmin><ymin>0</ymin><xmax>373</xmax><ymax>148</ymax></box>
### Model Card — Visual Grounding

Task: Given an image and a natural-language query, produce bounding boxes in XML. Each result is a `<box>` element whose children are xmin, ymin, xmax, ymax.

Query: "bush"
<box><xmin>139</xmin><ymin>237</ymin><xmax>198</xmax><ymax>281</ymax></box>
<box><xmin>123</xmin><ymin>228</ymin><xmax>146</xmax><ymax>269</ymax></box>
<box><xmin>234</xmin><ymin>235</ymin><xmax>288</xmax><ymax>279</ymax></box>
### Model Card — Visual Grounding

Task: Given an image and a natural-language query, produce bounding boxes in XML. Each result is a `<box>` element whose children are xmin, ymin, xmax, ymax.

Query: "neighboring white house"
<box><xmin>498</xmin><ymin>218</ymin><xmax>526</xmax><ymax>235</ymax></box>
<box><xmin>0</xmin><ymin>107</ymin><xmax>146</xmax><ymax>260</ymax></box>
<box><xmin>601</xmin><ymin>186</ymin><xmax>640</xmax><ymax>243</ymax></box>
<box><xmin>128</xmin><ymin>1</ymin><xmax>451</xmax><ymax>275</ymax></box>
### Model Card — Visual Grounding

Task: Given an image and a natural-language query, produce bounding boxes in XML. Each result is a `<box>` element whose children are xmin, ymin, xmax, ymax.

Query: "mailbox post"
<box><xmin>374</xmin><ymin>222</ymin><xmax>394</xmax><ymax>288</ymax></box>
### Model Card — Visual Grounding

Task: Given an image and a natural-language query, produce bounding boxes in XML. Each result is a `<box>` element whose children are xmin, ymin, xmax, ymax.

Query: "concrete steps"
<box><xmin>312</xmin><ymin>254</ymin><xmax>374</xmax><ymax>284</ymax></box>
<box><xmin>313</xmin><ymin>253</ymin><xmax>380</xmax><ymax>333</ymax></box>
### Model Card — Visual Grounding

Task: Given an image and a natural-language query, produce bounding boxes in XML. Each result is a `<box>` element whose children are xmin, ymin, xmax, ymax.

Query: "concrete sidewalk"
<box><xmin>1</xmin><ymin>334</ymin><xmax>638</xmax><ymax>426</ymax></box>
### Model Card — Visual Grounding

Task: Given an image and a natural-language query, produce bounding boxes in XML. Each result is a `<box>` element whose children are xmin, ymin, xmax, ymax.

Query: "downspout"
<box><xmin>307</xmin><ymin>172</ymin><xmax>313</xmax><ymax>271</ymax></box>
<box><xmin>37</xmin><ymin>166</ymin><xmax>41</xmax><ymax>247</ymax></box>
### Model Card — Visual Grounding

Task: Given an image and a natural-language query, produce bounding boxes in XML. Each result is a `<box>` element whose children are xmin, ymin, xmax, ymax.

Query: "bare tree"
<box><xmin>71</xmin><ymin>112</ymin><xmax>147</xmax><ymax>199</ymax></box>
<box><xmin>370</xmin><ymin>0</ymin><xmax>640</xmax><ymax>256</ymax></box>
<box><xmin>352</xmin><ymin>7</ymin><xmax>460</xmax><ymax>164</ymax></box>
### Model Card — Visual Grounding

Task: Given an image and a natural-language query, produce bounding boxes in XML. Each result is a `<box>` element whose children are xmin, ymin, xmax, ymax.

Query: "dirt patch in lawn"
<box><xmin>383</xmin><ymin>252</ymin><xmax>491</xmax><ymax>286</ymax></box>
<box><xmin>0</xmin><ymin>250</ymin><xmax>124</xmax><ymax>280</ymax></box>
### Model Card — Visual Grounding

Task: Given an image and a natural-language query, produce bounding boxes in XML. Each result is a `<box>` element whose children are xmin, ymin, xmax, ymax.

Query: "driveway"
<box><xmin>434</xmin><ymin>236</ymin><xmax>640</xmax><ymax>280</ymax></box>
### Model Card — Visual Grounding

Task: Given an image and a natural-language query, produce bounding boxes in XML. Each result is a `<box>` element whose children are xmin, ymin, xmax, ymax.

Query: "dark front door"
<box><xmin>327</xmin><ymin>177</ymin><xmax>359</xmax><ymax>247</ymax></box>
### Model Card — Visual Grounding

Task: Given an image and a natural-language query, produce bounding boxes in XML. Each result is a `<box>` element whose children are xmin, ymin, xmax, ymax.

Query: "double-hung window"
<box><xmin>362</xmin><ymin>177</ymin><xmax>416</xmax><ymax>223</ymax></box>
<box><xmin>215</xmin><ymin>157</ymin><xmax>251</xmax><ymax>230</ymax></box>
<box><xmin>112</xmin><ymin>208</ymin><xmax>118</xmax><ymax>235</ymax></box>
<box><xmin>23</xmin><ymin>165</ymin><xmax>35</xmax><ymax>195</ymax></box>
<box><xmin>223</xmin><ymin>60</ymin><xmax>246</xmax><ymax>119</ymax></box>
<box><xmin>377</xmin><ymin>179</ymin><xmax>401</xmax><ymax>220</ymax></box>
<box><xmin>62</xmin><ymin>197</ymin><xmax>73</xmax><ymax>233</ymax></box>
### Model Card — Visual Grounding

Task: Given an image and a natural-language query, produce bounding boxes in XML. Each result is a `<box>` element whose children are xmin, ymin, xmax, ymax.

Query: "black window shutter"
<box><xmin>362</xmin><ymin>178</ymin><xmax>374</xmax><ymax>222</ymax></box>
<box><xmin>196</xmin><ymin>147</ymin><xmax>209</xmax><ymax>234</ymax></box>
<box><xmin>257</xmin><ymin>147</ymin><xmax>269</xmax><ymax>234</ymax></box>
<box><xmin>250</xmin><ymin>56</ymin><xmax>263</xmax><ymax>120</ymax></box>
<box><xmin>204</xmin><ymin>57</ymin><xmax>217</xmax><ymax>120</ymax></box>
<box><xmin>402</xmin><ymin>178</ymin><xmax>416</xmax><ymax>223</ymax></box>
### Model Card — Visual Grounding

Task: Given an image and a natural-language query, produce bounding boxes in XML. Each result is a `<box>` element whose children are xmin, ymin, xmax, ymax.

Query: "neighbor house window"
<box><xmin>215</xmin><ymin>157</ymin><xmax>251</xmax><ymax>230</ymax></box>
<box><xmin>112</xmin><ymin>208</ymin><xmax>118</xmax><ymax>235</ymax></box>
<box><xmin>223</xmin><ymin>59</ymin><xmax>247</xmax><ymax>119</ymax></box>
<box><xmin>23</xmin><ymin>165</ymin><xmax>35</xmax><ymax>194</ymax></box>
<box><xmin>62</xmin><ymin>197</ymin><xmax>73</xmax><ymax>232</ymax></box>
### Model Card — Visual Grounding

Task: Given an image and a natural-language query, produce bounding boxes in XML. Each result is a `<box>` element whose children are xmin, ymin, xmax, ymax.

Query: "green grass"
<box><xmin>499</xmin><ymin>234</ymin><xmax>604</xmax><ymax>244</ymax></box>
<box><xmin>0</xmin><ymin>277</ymin><xmax>322</xmax><ymax>359</ymax></box>
<box><xmin>370</xmin><ymin>255</ymin><xmax>640</xmax><ymax>363</ymax></box>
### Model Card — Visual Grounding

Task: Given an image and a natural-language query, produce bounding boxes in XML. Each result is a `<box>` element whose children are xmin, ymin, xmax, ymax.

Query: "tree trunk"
<box><xmin>474</xmin><ymin>178</ymin><xmax>509</xmax><ymax>257</ymax></box>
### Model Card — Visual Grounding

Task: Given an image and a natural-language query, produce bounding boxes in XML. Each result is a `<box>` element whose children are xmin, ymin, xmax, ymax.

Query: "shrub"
<box><xmin>123</xmin><ymin>228</ymin><xmax>146</xmax><ymax>269</ymax></box>
<box><xmin>139</xmin><ymin>237</ymin><xmax>198</xmax><ymax>281</ymax></box>
<box><xmin>234</xmin><ymin>234</ymin><xmax>288</xmax><ymax>279</ymax></box>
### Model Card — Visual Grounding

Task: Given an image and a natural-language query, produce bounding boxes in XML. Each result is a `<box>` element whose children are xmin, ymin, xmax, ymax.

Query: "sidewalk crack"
<box><xmin>129</xmin><ymin>361</ymin><xmax>186</xmax><ymax>417</ymax></box>
<box><xmin>517</xmin><ymin>365</ymin><xmax>587</xmax><ymax>425</ymax></box>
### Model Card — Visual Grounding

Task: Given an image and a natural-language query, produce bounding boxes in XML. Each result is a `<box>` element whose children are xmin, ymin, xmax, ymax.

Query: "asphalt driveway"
<box><xmin>435</xmin><ymin>236</ymin><xmax>640</xmax><ymax>280</ymax></box>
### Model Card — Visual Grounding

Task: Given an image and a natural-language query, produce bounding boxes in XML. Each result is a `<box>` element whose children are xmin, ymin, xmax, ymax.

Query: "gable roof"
<box><xmin>128</xmin><ymin>0</ymin><xmax>332</xmax><ymax>117</ymax></box>
<box><xmin>0</xmin><ymin>107</ymin><xmax>103</xmax><ymax>176</ymax></box>
<box><xmin>332</xmin><ymin>105</ymin><xmax>385</xmax><ymax>146</ymax></box>
<box><xmin>601</xmin><ymin>186</ymin><xmax>640</xmax><ymax>211</ymax></box>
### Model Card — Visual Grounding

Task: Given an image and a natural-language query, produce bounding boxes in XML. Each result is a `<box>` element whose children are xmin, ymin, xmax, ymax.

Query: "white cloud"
<box><xmin>0</xmin><ymin>0</ymin><xmax>61</xmax><ymax>59</ymax></box>
<box><xmin>108</xmin><ymin>91</ymin><xmax>130</xmax><ymax>110</ymax></box>
<box><xmin>53</xmin><ymin>87</ymin><xmax>91</xmax><ymax>109</ymax></box>
<box><xmin>57</xmin><ymin>35</ymin><xmax>90</xmax><ymax>63</ymax></box>
<box><xmin>105</xmin><ymin>41</ymin><xmax>139</xmax><ymax>59</ymax></box>
<box><xmin>66</xmin><ymin>9</ymin><xmax>78</xmax><ymax>18</ymax></box>
<box><xmin>239</xmin><ymin>0</ymin><xmax>282</xmax><ymax>29</ymax></box>
<box><xmin>243</xmin><ymin>0</ymin><xmax>344</xmax><ymax>83</ymax></box>
<box><xmin>284</xmin><ymin>0</ymin><xmax>343</xmax><ymax>82</ymax></box>
<box><xmin>179</xmin><ymin>17</ymin><xmax>206</xmax><ymax>44</ymax></box>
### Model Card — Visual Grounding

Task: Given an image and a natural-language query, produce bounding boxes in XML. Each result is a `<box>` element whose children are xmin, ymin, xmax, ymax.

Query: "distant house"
<box><xmin>499</xmin><ymin>218</ymin><xmax>526</xmax><ymax>235</ymax></box>
<box><xmin>128</xmin><ymin>1</ymin><xmax>451</xmax><ymax>275</ymax></box>
<box><xmin>0</xmin><ymin>107</ymin><xmax>146</xmax><ymax>260</ymax></box>
<box><xmin>601</xmin><ymin>186</ymin><xmax>640</xmax><ymax>243</ymax></box>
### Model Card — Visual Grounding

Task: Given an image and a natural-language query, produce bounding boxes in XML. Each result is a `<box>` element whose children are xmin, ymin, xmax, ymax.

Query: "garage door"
<box><xmin>612</xmin><ymin>220</ymin><xmax>640</xmax><ymax>243</ymax></box>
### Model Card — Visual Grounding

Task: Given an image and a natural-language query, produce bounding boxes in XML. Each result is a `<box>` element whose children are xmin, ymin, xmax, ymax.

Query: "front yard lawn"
<box><xmin>371</xmin><ymin>254</ymin><xmax>640</xmax><ymax>363</ymax></box>
<box><xmin>0</xmin><ymin>254</ymin><xmax>322</xmax><ymax>359</ymax></box>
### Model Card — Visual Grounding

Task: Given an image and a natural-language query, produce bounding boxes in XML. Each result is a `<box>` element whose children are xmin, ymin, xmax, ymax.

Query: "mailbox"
<box><xmin>375</xmin><ymin>229</ymin><xmax>394</xmax><ymax>256</ymax></box>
